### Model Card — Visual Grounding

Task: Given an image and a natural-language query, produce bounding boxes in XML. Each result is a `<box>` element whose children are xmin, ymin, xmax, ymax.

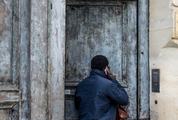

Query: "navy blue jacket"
<box><xmin>75</xmin><ymin>69</ymin><xmax>129</xmax><ymax>120</ymax></box>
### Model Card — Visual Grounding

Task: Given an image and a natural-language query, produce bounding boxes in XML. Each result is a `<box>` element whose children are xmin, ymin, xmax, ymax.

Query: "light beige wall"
<box><xmin>150</xmin><ymin>0</ymin><xmax>178</xmax><ymax>120</ymax></box>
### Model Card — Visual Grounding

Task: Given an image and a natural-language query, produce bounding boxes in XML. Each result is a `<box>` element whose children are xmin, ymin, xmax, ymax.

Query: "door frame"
<box><xmin>65</xmin><ymin>2</ymin><xmax>137</xmax><ymax>119</ymax></box>
<box><xmin>0</xmin><ymin>0</ymin><xmax>149</xmax><ymax>119</ymax></box>
<box><xmin>9</xmin><ymin>0</ymin><xmax>149</xmax><ymax>120</ymax></box>
<box><xmin>48</xmin><ymin>0</ymin><xmax>149</xmax><ymax>120</ymax></box>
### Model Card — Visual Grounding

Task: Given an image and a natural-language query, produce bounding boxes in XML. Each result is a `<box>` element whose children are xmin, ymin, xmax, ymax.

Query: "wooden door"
<box><xmin>65</xmin><ymin>1</ymin><xmax>137</xmax><ymax>120</ymax></box>
<box><xmin>0</xmin><ymin>0</ymin><xmax>20</xmax><ymax>119</ymax></box>
<box><xmin>0</xmin><ymin>0</ymin><xmax>31</xmax><ymax>119</ymax></box>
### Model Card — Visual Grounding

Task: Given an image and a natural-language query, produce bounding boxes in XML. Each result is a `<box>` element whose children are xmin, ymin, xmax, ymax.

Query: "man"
<box><xmin>75</xmin><ymin>55</ymin><xmax>129</xmax><ymax>120</ymax></box>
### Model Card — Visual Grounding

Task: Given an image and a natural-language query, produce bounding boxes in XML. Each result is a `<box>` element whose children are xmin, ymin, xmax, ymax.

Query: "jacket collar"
<box><xmin>90</xmin><ymin>69</ymin><xmax>107</xmax><ymax>79</ymax></box>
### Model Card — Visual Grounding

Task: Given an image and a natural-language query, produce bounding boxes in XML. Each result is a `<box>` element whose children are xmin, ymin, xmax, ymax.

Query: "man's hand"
<box><xmin>104</xmin><ymin>66</ymin><xmax>116</xmax><ymax>80</ymax></box>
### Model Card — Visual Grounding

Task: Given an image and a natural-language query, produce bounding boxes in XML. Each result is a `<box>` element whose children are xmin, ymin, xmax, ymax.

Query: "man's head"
<box><xmin>91</xmin><ymin>55</ymin><xmax>109</xmax><ymax>71</ymax></box>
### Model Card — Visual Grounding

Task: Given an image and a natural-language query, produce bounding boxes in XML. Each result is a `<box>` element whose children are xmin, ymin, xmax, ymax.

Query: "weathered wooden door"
<box><xmin>65</xmin><ymin>1</ymin><xmax>138</xmax><ymax>120</ymax></box>
<box><xmin>0</xmin><ymin>0</ymin><xmax>31</xmax><ymax>119</ymax></box>
<box><xmin>0</xmin><ymin>0</ymin><xmax>20</xmax><ymax>119</ymax></box>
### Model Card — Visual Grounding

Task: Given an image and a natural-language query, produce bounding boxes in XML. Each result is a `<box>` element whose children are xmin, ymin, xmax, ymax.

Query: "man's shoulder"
<box><xmin>76</xmin><ymin>76</ymin><xmax>92</xmax><ymax>87</ymax></box>
<box><xmin>94</xmin><ymin>75</ymin><xmax>113</xmax><ymax>88</ymax></box>
<box><xmin>77</xmin><ymin>75</ymin><xmax>112</xmax><ymax>87</ymax></box>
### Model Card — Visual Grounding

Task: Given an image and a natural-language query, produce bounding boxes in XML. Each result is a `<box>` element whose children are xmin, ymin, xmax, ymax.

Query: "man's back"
<box><xmin>75</xmin><ymin>69</ymin><xmax>128</xmax><ymax>120</ymax></box>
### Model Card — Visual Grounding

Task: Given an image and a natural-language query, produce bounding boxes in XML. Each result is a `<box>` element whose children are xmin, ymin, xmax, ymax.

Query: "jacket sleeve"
<box><xmin>106</xmin><ymin>80</ymin><xmax>129</xmax><ymax>106</ymax></box>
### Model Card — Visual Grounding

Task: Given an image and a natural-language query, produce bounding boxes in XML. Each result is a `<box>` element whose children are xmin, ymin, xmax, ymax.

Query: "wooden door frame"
<box><xmin>48</xmin><ymin>0</ymin><xmax>149</xmax><ymax>120</ymax></box>
<box><xmin>65</xmin><ymin>2</ymin><xmax>137</xmax><ymax>119</ymax></box>
<box><xmin>11</xmin><ymin>0</ymin><xmax>148</xmax><ymax>120</ymax></box>
<box><xmin>137</xmin><ymin>0</ymin><xmax>150</xmax><ymax>119</ymax></box>
<box><xmin>0</xmin><ymin>0</ymin><xmax>148</xmax><ymax>119</ymax></box>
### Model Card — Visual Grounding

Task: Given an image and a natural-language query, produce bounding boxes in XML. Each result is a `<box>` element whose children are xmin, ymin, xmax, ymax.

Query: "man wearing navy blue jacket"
<box><xmin>75</xmin><ymin>55</ymin><xmax>129</xmax><ymax>120</ymax></box>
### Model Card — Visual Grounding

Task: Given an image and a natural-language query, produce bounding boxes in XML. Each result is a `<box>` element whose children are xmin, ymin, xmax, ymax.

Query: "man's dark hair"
<box><xmin>91</xmin><ymin>55</ymin><xmax>109</xmax><ymax>71</ymax></box>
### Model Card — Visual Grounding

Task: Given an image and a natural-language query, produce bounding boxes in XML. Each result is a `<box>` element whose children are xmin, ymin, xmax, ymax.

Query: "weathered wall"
<box><xmin>150</xmin><ymin>0</ymin><xmax>178</xmax><ymax>120</ymax></box>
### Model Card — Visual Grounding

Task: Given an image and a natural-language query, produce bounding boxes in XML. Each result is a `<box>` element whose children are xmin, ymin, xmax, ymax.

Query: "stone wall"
<box><xmin>150</xmin><ymin>0</ymin><xmax>178</xmax><ymax>120</ymax></box>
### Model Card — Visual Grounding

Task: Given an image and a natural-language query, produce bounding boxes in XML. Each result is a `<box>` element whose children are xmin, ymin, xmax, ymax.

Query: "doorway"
<box><xmin>65</xmin><ymin>1</ymin><xmax>138</xmax><ymax>119</ymax></box>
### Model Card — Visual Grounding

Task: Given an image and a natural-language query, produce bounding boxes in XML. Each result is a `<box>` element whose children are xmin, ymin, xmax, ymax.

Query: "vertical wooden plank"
<box><xmin>12</xmin><ymin>0</ymin><xmax>20</xmax><ymax>85</ymax></box>
<box><xmin>138</xmin><ymin>0</ymin><xmax>150</xmax><ymax>119</ymax></box>
<box><xmin>30</xmin><ymin>0</ymin><xmax>48</xmax><ymax>120</ymax></box>
<box><xmin>123</xmin><ymin>2</ymin><xmax>137</xmax><ymax>119</ymax></box>
<box><xmin>19</xmin><ymin>0</ymin><xmax>31</xmax><ymax>119</ymax></box>
<box><xmin>10</xmin><ymin>0</ymin><xmax>20</xmax><ymax>119</ymax></box>
<box><xmin>0</xmin><ymin>0</ymin><xmax>12</xmax><ymax>82</ymax></box>
<box><xmin>122</xmin><ymin>3</ymin><xmax>128</xmax><ymax>86</ymax></box>
<box><xmin>48</xmin><ymin>0</ymin><xmax>66</xmax><ymax>120</ymax></box>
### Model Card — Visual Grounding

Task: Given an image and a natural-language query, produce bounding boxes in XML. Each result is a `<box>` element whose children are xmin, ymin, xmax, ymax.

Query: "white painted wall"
<box><xmin>150</xmin><ymin>0</ymin><xmax>178</xmax><ymax>120</ymax></box>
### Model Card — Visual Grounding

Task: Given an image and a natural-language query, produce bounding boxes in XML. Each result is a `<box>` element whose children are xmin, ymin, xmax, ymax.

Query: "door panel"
<box><xmin>66</xmin><ymin>5</ymin><xmax>123</xmax><ymax>86</ymax></box>
<box><xmin>0</xmin><ymin>0</ymin><xmax>12</xmax><ymax>82</ymax></box>
<box><xmin>0</xmin><ymin>0</ymin><xmax>20</xmax><ymax>119</ymax></box>
<box><xmin>65</xmin><ymin>2</ymin><xmax>137</xmax><ymax>120</ymax></box>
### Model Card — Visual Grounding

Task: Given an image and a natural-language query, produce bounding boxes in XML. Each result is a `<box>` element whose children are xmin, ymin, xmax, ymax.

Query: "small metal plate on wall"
<box><xmin>152</xmin><ymin>69</ymin><xmax>160</xmax><ymax>92</ymax></box>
